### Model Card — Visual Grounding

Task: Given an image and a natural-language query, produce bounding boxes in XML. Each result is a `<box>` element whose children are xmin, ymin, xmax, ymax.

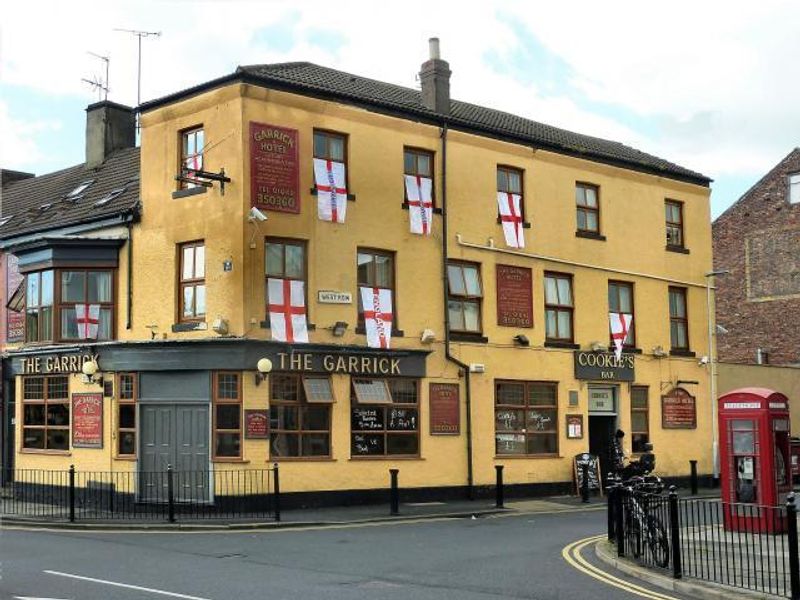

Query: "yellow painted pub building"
<box><xmin>0</xmin><ymin>41</ymin><xmax>714</xmax><ymax>505</ymax></box>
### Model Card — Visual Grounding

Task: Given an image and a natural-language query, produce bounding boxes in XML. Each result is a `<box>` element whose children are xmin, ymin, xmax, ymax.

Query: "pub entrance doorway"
<box><xmin>588</xmin><ymin>385</ymin><xmax>618</xmax><ymax>485</ymax></box>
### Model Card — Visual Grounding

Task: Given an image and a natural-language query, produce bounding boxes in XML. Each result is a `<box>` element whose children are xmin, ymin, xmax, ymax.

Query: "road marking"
<box><xmin>561</xmin><ymin>535</ymin><xmax>681</xmax><ymax>600</ymax></box>
<box><xmin>14</xmin><ymin>597</ymin><xmax>72</xmax><ymax>600</ymax></box>
<box><xmin>43</xmin><ymin>571</ymin><xmax>211</xmax><ymax>600</ymax></box>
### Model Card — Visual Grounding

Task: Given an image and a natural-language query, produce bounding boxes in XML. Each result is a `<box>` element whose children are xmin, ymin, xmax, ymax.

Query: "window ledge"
<box><xmin>544</xmin><ymin>341</ymin><xmax>580</xmax><ymax>350</ymax></box>
<box><xmin>114</xmin><ymin>456</ymin><xmax>137</xmax><ymax>461</ymax></box>
<box><xmin>212</xmin><ymin>458</ymin><xmax>250</xmax><ymax>464</ymax></box>
<box><xmin>20</xmin><ymin>449</ymin><xmax>71</xmax><ymax>456</ymax></box>
<box><xmin>172</xmin><ymin>186</ymin><xmax>208</xmax><ymax>200</ymax></box>
<box><xmin>310</xmin><ymin>187</ymin><xmax>356</xmax><ymax>201</ymax></box>
<box><xmin>622</xmin><ymin>347</ymin><xmax>643</xmax><ymax>355</ymax></box>
<box><xmin>349</xmin><ymin>456</ymin><xmax>423</xmax><ymax>461</ymax></box>
<box><xmin>260</xmin><ymin>321</ymin><xmax>316</xmax><ymax>330</ymax></box>
<box><xmin>495</xmin><ymin>217</ymin><xmax>532</xmax><ymax>229</ymax></box>
<box><xmin>576</xmin><ymin>230</ymin><xmax>606</xmax><ymax>241</ymax></box>
<box><xmin>355</xmin><ymin>326</ymin><xmax>404</xmax><ymax>337</ymax></box>
<box><xmin>666</xmin><ymin>245</ymin><xmax>690</xmax><ymax>254</ymax></box>
<box><xmin>448</xmin><ymin>332</ymin><xmax>488</xmax><ymax>344</ymax></box>
<box><xmin>669</xmin><ymin>349</ymin><xmax>696</xmax><ymax>358</ymax></box>
<box><xmin>494</xmin><ymin>454</ymin><xmax>560</xmax><ymax>460</ymax></box>
<box><xmin>270</xmin><ymin>457</ymin><xmax>337</xmax><ymax>462</ymax></box>
<box><xmin>401</xmin><ymin>202</ymin><xmax>443</xmax><ymax>214</ymax></box>
<box><xmin>172</xmin><ymin>321</ymin><xmax>208</xmax><ymax>332</ymax></box>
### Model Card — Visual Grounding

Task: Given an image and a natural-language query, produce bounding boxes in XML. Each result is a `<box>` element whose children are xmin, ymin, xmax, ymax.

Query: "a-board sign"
<box><xmin>573</xmin><ymin>452</ymin><xmax>602</xmax><ymax>496</ymax></box>
<box><xmin>72</xmin><ymin>393</ymin><xmax>103</xmax><ymax>448</ymax></box>
<box><xmin>244</xmin><ymin>410</ymin><xmax>269</xmax><ymax>439</ymax></box>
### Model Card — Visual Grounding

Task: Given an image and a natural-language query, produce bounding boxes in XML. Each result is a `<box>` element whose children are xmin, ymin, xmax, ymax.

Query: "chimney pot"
<box><xmin>429</xmin><ymin>37</ymin><xmax>440</xmax><ymax>60</ymax></box>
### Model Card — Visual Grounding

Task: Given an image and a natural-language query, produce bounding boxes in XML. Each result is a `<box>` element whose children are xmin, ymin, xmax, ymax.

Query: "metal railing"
<box><xmin>0</xmin><ymin>464</ymin><xmax>281</xmax><ymax>523</ymax></box>
<box><xmin>608</xmin><ymin>480</ymin><xmax>800</xmax><ymax>599</ymax></box>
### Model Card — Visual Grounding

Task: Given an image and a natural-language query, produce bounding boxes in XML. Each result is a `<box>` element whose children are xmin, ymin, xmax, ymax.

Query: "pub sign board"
<box><xmin>249</xmin><ymin>122</ymin><xmax>300</xmax><ymax>214</ymax></box>
<box><xmin>429</xmin><ymin>383</ymin><xmax>460</xmax><ymax>435</ymax></box>
<box><xmin>496</xmin><ymin>264</ymin><xmax>533</xmax><ymax>328</ymax></box>
<box><xmin>72</xmin><ymin>393</ymin><xmax>103</xmax><ymax>448</ymax></box>
<box><xmin>6</xmin><ymin>254</ymin><xmax>24</xmax><ymax>342</ymax></box>
<box><xmin>662</xmin><ymin>387</ymin><xmax>697</xmax><ymax>429</ymax></box>
<box><xmin>574</xmin><ymin>351</ymin><xmax>635</xmax><ymax>382</ymax></box>
<box><xmin>245</xmin><ymin>410</ymin><xmax>269</xmax><ymax>439</ymax></box>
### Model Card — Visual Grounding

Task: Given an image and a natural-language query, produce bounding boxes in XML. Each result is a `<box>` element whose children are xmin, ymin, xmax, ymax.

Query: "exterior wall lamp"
<box><xmin>330</xmin><ymin>321</ymin><xmax>348</xmax><ymax>337</ymax></box>
<box><xmin>255</xmin><ymin>357</ymin><xmax>273</xmax><ymax>386</ymax></box>
<box><xmin>513</xmin><ymin>334</ymin><xmax>530</xmax><ymax>347</ymax></box>
<box><xmin>81</xmin><ymin>358</ymin><xmax>104</xmax><ymax>386</ymax></box>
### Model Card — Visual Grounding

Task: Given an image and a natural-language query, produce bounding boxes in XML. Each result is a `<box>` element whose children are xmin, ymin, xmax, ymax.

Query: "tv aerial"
<box><xmin>81</xmin><ymin>51</ymin><xmax>110</xmax><ymax>101</ymax></box>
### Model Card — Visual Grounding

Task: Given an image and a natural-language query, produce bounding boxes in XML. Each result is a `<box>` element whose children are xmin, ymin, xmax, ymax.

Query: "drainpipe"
<box><xmin>126</xmin><ymin>220</ymin><xmax>133</xmax><ymax>330</ymax></box>
<box><xmin>440</xmin><ymin>122</ymin><xmax>474</xmax><ymax>500</ymax></box>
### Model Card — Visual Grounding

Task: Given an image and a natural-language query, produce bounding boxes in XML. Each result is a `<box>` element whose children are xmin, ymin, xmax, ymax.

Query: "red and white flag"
<box><xmin>75</xmin><ymin>303</ymin><xmax>100</xmax><ymax>339</ymax></box>
<box><xmin>360</xmin><ymin>287</ymin><xmax>393</xmax><ymax>349</ymax></box>
<box><xmin>497</xmin><ymin>192</ymin><xmax>525</xmax><ymax>248</ymax></box>
<box><xmin>404</xmin><ymin>175</ymin><xmax>433</xmax><ymax>235</ymax></box>
<box><xmin>268</xmin><ymin>278</ymin><xmax>309</xmax><ymax>343</ymax></box>
<box><xmin>313</xmin><ymin>158</ymin><xmax>347</xmax><ymax>223</ymax></box>
<box><xmin>609</xmin><ymin>312</ymin><xmax>633</xmax><ymax>360</ymax></box>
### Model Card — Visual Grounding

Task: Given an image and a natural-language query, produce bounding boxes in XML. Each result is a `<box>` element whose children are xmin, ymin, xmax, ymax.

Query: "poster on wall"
<box><xmin>566</xmin><ymin>414</ymin><xmax>584</xmax><ymax>439</ymax></box>
<box><xmin>662</xmin><ymin>387</ymin><xmax>697</xmax><ymax>429</ymax></box>
<box><xmin>244</xmin><ymin>410</ymin><xmax>269</xmax><ymax>439</ymax></box>
<box><xmin>249</xmin><ymin>122</ymin><xmax>301</xmax><ymax>214</ymax></box>
<box><xmin>496</xmin><ymin>264</ymin><xmax>533</xmax><ymax>327</ymax></box>
<box><xmin>6</xmin><ymin>254</ymin><xmax>24</xmax><ymax>342</ymax></box>
<box><xmin>429</xmin><ymin>383</ymin><xmax>460</xmax><ymax>435</ymax></box>
<box><xmin>72</xmin><ymin>393</ymin><xmax>103</xmax><ymax>448</ymax></box>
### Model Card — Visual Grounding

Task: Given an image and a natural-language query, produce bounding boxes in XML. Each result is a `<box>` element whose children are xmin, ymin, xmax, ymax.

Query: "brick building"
<box><xmin>713</xmin><ymin>148</ymin><xmax>800</xmax><ymax>365</ymax></box>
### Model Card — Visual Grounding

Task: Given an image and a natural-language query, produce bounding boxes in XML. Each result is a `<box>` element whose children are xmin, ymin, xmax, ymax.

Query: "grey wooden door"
<box><xmin>139</xmin><ymin>404</ymin><xmax>209</xmax><ymax>503</ymax></box>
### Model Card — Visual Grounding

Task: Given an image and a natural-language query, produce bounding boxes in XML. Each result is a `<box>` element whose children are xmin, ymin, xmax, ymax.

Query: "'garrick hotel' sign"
<box><xmin>574</xmin><ymin>351</ymin><xmax>635</xmax><ymax>381</ymax></box>
<box><xmin>19</xmin><ymin>353</ymin><xmax>98</xmax><ymax>375</ymax></box>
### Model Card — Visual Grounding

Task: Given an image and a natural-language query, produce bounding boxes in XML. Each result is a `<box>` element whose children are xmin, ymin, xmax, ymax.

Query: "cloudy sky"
<box><xmin>2</xmin><ymin>0</ymin><xmax>798</xmax><ymax>218</ymax></box>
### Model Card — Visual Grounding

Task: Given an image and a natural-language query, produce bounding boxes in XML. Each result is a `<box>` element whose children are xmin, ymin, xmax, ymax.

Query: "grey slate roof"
<box><xmin>230</xmin><ymin>62</ymin><xmax>708</xmax><ymax>185</ymax></box>
<box><xmin>0</xmin><ymin>147</ymin><xmax>140</xmax><ymax>241</ymax></box>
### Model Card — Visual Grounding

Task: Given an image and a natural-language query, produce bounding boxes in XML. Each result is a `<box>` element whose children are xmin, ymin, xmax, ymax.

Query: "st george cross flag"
<box><xmin>609</xmin><ymin>312</ymin><xmax>633</xmax><ymax>360</ymax></box>
<box><xmin>75</xmin><ymin>303</ymin><xmax>100</xmax><ymax>339</ymax></box>
<box><xmin>497</xmin><ymin>192</ymin><xmax>525</xmax><ymax>248</ymax></box>
<box><xmin>313</xmin><ymin>158</ymin><xmax>347</xmax><ymax>223</ymax></box>
<box><xmin>268</xmin><ymin>278</ymin><xmax>309</xmax><ymax>343</ymax></box>
<box><xmin>360</xmin><ymin>287</ymin><xmax>393</xmax><ymax>349</ymax></box>
<box><xmin>404</xmin><ymin>175</ymin><xmax>433</xmax><ymax>235</ymax></box>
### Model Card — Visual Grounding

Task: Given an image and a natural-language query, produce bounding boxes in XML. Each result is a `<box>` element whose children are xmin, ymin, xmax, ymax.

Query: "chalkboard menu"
<box><xmin>573</xmin><ymin>453</ymin><xmax>602</xmax><ymax>495</ymax></box>
<box><xmin>72</xmin><ymin>393</ymin><xmax>103</xmax><ymax>448</ymax></box>
<box><xmin>662</xmin><ymin>388</ymin><xmax>697</xmax><ymax>429</ymax></box>
<box><xmin>388</xmin><ymin>408</ymin><xmax>417</xmax><ymax>431</ymax></box>
<box><xmin>352</xmin><ymin>433</ymin><xmax>384</xmax><ymax>455</ymax></box>
<box><xmin>430</xmin><ymin>383</ymin><xmax>460</xmax><ymax>435</ymax></box>
<box><xmin>245</xmin><ymin>410</ymin><xmax>269</xmax><ymax>439</ymax></box>
<box><xmin>352</xmin><ymin>407</ymin><xmax>384</xmax><ymax>431</ymax></box>
<box><xmin>249</xmin><ymin>122</ymin><xmax>300</xmax><ymax>214</ymax></box>
<box><xmin>496</xmin><ymin>264</ymin><xmax>533</xmax><ymax>327</ymax></box>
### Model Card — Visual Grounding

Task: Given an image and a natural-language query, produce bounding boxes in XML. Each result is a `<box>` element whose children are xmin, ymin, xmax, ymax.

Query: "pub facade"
<box><xmin>1</xmin><ymin>42</ymin><xmax>714</xmax><ymax>504</ymax></box>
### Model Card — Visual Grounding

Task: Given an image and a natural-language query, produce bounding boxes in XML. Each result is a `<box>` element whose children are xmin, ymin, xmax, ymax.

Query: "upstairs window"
<box><xmin>178</xmin><ymin>241</ymin><xmax>205</xmax><ymax>322</ymax></box>
<box><xmin>404</xmin><ymin>147</ymin><xmax>435</xmax><ymax>204</ymax></box>
<box><xmin>665</xmin><ymin>200</ymin><xmax>685</xmax><ymax>248</ymax></box>
<box><xmin>544</xmin><ymin>272</ymin><xmax>574</xmax><ymax>343</ymax></box>
<box><xmin>59</xmin><ymin>270</ymin><xmax>114</xmax><ymax>340</ymax></box>
<box><xmin>180</xmin><ymin>127</ymin><xmax>204</xmax><ymax>189</ymax></box>
<box><xmin>25</xmin><ymin>270</ymin><xmax>54</xmax><ymax>342</ymax></box>
<box><xmin>789</xmin><ymin>173</ymin><xmax>800</xmax><ymax>204</ymax></box>
<box><xmin>357</xmin><ymin>249</ymin><xmax>395</xmax><ymax>329</ymax></box>
<box><xmin>576</xmin><ymin>183</ymin><xmax>600</xmax><ymax>234</ymax></box>
<box><xmin>669</xmin><ymin>286</ymin><xmax>689</xmax><ymax>351</ymax></box>
<box><xmin>447</xmin><ymin>261</ymin><xmax>482</xmax><ymax>333</ymax></box>
<box><xmin>608</xmin><ymin>281</ymin><xmax>635</xmax><ymax>347</ymax></box>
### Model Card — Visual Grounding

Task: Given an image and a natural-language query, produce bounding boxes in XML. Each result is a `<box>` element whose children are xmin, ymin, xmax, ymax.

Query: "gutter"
<box><xmin>440</xmin><ymin>122</ymin><xmax>475</xmax><ymax>500</ymax></box>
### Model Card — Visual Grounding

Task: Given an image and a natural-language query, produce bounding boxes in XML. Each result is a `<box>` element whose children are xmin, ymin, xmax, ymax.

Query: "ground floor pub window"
<box><xmin>631</xmin><ymin>385</ymin><xmax>649</xmax><ymax>453</ymax></box>
<box><xmin>22</xmin><ymin>375</ymin><xmax>69</xmax><ymax>450</ymax></box>
<box><xmin>117</xmin><ymin>373</ymin><xmax>137</xmax><ymax>457</ymax></box>
<box><xmin>213</xmin><ymin>372</ymin><xmax>242</xmax><ymax>459</ymax></box>
<box><xmin>351</xmin><ymin>378</ymin><xmax>419</xmax><ymax>457</ymax></box>
<box><xmin>495</xmin><ymin>380</ymin><xmax>558</xmax><ymax>456</ymax></box>
<box><xmin>270</xmin><ymin>374</ymin><xmax>333</xmax><ymax>458</ymax></box>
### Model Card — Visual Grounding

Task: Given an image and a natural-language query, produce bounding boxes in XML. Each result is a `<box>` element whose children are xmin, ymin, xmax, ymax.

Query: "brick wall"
<box><xmin>713</xmin><ymin>148</ymin><xmax>800</xmax><ymax>365</ymax></box>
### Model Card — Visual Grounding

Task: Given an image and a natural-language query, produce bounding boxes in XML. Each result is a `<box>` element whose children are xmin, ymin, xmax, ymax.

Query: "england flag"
<box><xmin>268</xmin><ymin>278</ymin><xmax>309</xmax><ymax>343</ymax></box>
<box><xmin>313</xmin><ymin>158</ymin><xmax>348</xmax><ymax>223</ymax></box>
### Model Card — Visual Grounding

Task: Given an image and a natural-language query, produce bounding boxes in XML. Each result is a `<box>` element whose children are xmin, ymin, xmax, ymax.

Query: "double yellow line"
<box><xmin>562</xmin><ymin>535</ymin><xmax>680</xmax><ymax>600</ymax></box>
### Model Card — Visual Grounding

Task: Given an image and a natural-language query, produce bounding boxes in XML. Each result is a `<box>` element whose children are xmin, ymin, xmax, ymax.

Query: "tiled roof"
<box><xmin>0</xmin><ymin>147</ymin><xmax>140</xmax><ymax>241</ymax></box>
<box><xmin>232</xmin><ymin>62</ymin><xmax>709</xmax><ymax>185</ymax></box>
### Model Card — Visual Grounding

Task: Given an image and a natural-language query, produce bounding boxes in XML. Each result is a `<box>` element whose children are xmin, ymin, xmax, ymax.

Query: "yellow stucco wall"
<box><xmin>14</xmin><ymin>79</ymin><xmax>713</xmax><ymax>494</ymax></box>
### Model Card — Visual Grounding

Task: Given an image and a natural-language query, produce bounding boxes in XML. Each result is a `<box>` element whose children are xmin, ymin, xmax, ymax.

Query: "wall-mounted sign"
<box><xmin>588</xmin><ymin>387</ymin><xmax>615</xmax><ymax>414</ymax></box>
<box><xmin>244</xmin><ymin>410</ymin><xmax>269</xmax><ymax>439</ymax></box>
<box><xmin>72</xmin><ymin>393</ymin><xmax>103</xmax><ymax>448</ymax></box>
<box><xmin>662</xmin><ymin>388</ymin><xmax>697</xmax><ymax>429</ymax></box>
<box><xmin>318</xmin><ymin>290</ymin><xmax>353</xmax><ymax>304</ymax></box>
<box><xmin>19</xmin><ymin>353</ymin><xmax>98</xmax><ymax>375</ymax></box>
<box><xmin>429</xmin><ymin>383</ymin><xmax>460</xmax><ymax>435</ymax></box>
<box><xmin>249</xmin><ymin>122</ymin><xmax>300</xmax><ymax>214</ymax></box>
<box><xmin>275</xmin><ymin>350</ymin><xmax>426</xmax><ymax>377</ymax></box>
<box><xmin>566</xmin><ymin>414</ymin><xmax>584</xmax><ymax>439</ymax></box>
<box><xmin>5</xmin><ymin>254</ymin><xmax>24</xmax><ymax>342</ymax></box>
<box><xmin>496</xmin><ymin>264</ymin><xmax>533</xmax><ymax>328</ymax></box>
<box><xmin>574</xmin><ymin>351</ymin><xmax>635</xmax><ymax>382</ymax></box>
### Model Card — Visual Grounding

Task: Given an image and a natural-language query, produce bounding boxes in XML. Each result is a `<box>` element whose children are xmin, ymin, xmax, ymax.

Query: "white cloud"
<box><xmin>0</xmin><ymin>100</ymin><xmax>61</xmax><ymax>167</ymax></box>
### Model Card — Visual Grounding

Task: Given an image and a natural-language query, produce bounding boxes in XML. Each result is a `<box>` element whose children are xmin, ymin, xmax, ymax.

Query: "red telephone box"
<box><xmin>718</xmin><ymin>388</ymin><xmax>791</xmax><ymax>533</ymax></box>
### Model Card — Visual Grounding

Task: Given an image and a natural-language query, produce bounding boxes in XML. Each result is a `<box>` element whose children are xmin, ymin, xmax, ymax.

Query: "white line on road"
<box><xmin>43</xmin><ymin>570</ymin><xmax>212</xmax><ymax>600</ymax></box>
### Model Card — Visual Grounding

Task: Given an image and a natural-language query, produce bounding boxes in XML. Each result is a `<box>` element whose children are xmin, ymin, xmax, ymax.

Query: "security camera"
<box><xmin>249</xmin><ymin>207</ymin><xmax>268</xmax><ymax>222</ymax></box>
<box><xmin>698</xmin><ymin>356</ymin><xmax>710</xmax><ymax>366</ymax></box>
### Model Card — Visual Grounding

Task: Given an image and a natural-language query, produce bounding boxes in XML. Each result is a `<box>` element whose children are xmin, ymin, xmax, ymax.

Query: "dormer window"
<box><xmin>0</xmin><ymin>215</ymin><xmax>13</xmax><ymax>227</ymax></box>
<box><xmin>39</xmin><ymin>203</ymin><xmax>52</xmax><ymax>212</ymax></box>
<box><xmin>95</xmin><ymin>187</ymin><xmax>126</xmax><ymax>207</ymax></box>
<box><xmin>65</xmin><ymin>180</ymin><xmax>94</xmax><ymax>199</ymax></box>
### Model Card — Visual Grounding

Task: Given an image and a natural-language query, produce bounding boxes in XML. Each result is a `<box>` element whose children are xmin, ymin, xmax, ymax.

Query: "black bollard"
<box><xmin>495</xmin><ymin>465</ymin><xmax>505</xmax><ymax>508</ymax></box>
<box><xmin>581</xmin><ymin>462</ymin><xmax>590</xmax><ymax>503</ymax></box>
<box><xmin>787</xmin><ymin>493</ymin><xmax>800</xmax><ymax>600</ymax></box>
<box><xmin>689</xmin><ymin>460</ymin><xmax>698</xmax><ymax>496</ymax></box>
<box><xmin>390</xmin><ymin>469</ymin><xmax>399</xmax><ymax>516</ymax></box>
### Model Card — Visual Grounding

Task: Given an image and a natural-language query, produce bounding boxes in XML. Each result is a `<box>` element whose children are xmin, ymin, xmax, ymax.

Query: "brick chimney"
<box><xmin>85</xmin><ymin>100</ymin><xmax>136</xmax><ymax>169</ymax></box>
<box><xmin>419</xmin><ymin>37</ymin><xmax>451</xmax><ymax>114</ymax></box>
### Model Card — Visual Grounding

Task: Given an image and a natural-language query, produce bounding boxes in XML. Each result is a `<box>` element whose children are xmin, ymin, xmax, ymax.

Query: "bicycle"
<box><xmin>622</xmin><ymin>475</ymin><xmax>670</xmax><ymax>568</ymax></box>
